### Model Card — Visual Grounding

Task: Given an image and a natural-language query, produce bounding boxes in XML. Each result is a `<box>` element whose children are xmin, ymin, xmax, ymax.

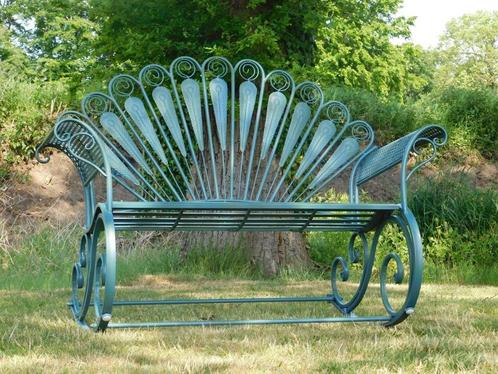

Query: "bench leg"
<box><xmin>329</xmin><ymin>209</ymin><xmax>423</xmax><ymax>326</ymax></box>
<box><xmin>69</xmin><ymin>232</ymin><xmax>95</xmax><ymax>329</ymax></box>
<box><xmin>92</xmin><ymin>209</ymin><xmax>117</xmax><ymax>332</ymax></box>
<box><xmin>330</xmin><ymin>232</ymin><xmax>375</xmax><ymax>315</ymax></box>
<box><xmin>376</xmin><ymin>209</ymin><xmax>423</xmax><ymax>327</ymax></box>
<box><xmin>69</xmin><ymin>207</ymin><xmax>116</xmax><ymax>332</ymax></box>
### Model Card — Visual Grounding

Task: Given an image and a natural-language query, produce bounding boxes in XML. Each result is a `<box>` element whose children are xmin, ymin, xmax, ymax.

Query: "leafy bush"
<box><xmin>409</xmin><ymin>175</ymin><xmax>498</xmax><ymax>267</ymax></box>
<box><xmin>416</xmin><ymin>87</ymin><xmax>498</xmax><ymax>158</ymax></box>
<box><xmin>0</xmin><ymin>74</ymin><xmax>67</xmax><ymax>166</ymax></box>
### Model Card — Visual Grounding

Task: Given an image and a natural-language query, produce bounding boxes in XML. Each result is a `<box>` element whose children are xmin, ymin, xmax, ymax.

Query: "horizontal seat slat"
<box><xmin>113</xmin><ymin>218</ymin><xmax>370</xmax><ymax>224</ymax></box>
<box><xmin>112</xmin><ymin>211</ymin><xmax>376</xmax><ymax>218</ymax></box>
<box><xmin>111</xmin><ymin>201</ymin><xmax>400</xmax><ymax>211</ymax></box>
<box><xmin>115</xmin><ymin>225</ymin><xmax>365</xmax><ymax>233</ymax></box>
<box><xmin>110</xmin><ymin>201</ymin><xmax>394</xmax><ymax>232</ymax></box>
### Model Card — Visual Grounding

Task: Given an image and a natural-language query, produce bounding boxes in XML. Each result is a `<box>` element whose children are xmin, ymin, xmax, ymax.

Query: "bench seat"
<box><xmin>112</xmin><ymin>201</ymin><xmax>399</xmax><ymax>232</ymax></box>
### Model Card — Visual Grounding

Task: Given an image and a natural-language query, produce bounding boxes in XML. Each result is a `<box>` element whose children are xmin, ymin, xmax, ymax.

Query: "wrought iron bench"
<box><xmin>36</xmin><ymin>56</ymin><xmax>447</xmax><ymax>332</ymax></box>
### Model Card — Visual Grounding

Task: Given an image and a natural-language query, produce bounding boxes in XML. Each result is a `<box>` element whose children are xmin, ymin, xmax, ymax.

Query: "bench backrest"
<box><xmin>53</xmin><ymin>56</ymin><xmax>376</xmax><ymax>202</ymax></box>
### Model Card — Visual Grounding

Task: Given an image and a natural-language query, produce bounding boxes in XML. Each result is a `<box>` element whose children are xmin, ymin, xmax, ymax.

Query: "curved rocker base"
<box><xmin>68</xmin><ymin>205</ymin><xmax>423</xmax><ymax>332</ymax></box>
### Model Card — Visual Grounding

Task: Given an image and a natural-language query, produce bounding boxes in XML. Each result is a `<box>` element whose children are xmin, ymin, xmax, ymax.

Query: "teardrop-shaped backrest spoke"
<box><xmin>124</xmin><ymin>97</ymin><xmax>168</xmax><ymax>164</ymax></box>
<box><xmin>280</xmin><ymin>102</ymin><xmax>312</xmax><ymax>166</ymax></box>
<box><xmin>295</xmin><ymin>120</ymin><xmax>336</xmax><ymax>178</ymax></box>
<box><xmin>202</xmin><ymin>56</ymin><xmax>234</xmax><ymax>199</ymax></box>
<box><xmin>152</xmin><ymin>86</ymin><xmax>187</xmax><ymax>157</ymax></box>
<box><xmin>233</xmin><ymin>59</ymin><xmax>265</xmax><ymax>199</ymax></box>
<box><xmin>105</xmin><ymin>74</ymin><xmax>187</xmax><ymax>201</ymax></box>
<box><xmin>209</xmin><ymin>78</ymin><xmax>228</xmax><ymax>151</ymax></box>
<box><xmin>263</xmin><ymin>82</ymin><xmax>325</xmax><ymax>201</ymax></box>
<box><xmin>244</xmin><ymin>70</ymin><xmax>295</xmax><ymax>200</ymax></box>
<box><xmin>100</xmin><ymin>112</ymin><xmax>153</xmax><ymax>176</ymax></box>
<box><xmin>138</xmin><ymin>64</ymin><xmax>200</xmax><ymax>201</ymax></box>
<box><xmin>239</xmin><ymin>81</ymin><xmax>258</xmax><ymax>153</ymax></box>
<box><xmin>69</xmin><ymin>56</ymin><xmax>376</xmax><ymax>203</ymax></box>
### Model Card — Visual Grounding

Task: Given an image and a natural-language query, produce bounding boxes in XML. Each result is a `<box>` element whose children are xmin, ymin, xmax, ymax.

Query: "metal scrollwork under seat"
<box><xmin>36</xmin><ymin>56</ymin><xmax>447</xmax><ymax>332</ymax></box>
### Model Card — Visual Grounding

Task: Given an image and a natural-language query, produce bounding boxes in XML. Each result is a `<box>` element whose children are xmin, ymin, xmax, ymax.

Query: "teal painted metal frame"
<box><xmin>35</xmin><ymin>56</ymin><xmax>448</xmax><ymax>332</ymax></box>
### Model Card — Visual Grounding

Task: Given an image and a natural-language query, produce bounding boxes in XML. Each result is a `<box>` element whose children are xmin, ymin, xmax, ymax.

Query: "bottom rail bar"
<box><xmin>113</xmin><ymin>295</ymin><xmax>334</xmax><ymax>306</ymax></box>
<box><xmin>102</xmin><ymin>316</ymin><xmax>392</xmax><ymax>329</ymax></box>
<box><xmin>72</xmin><ymin>295</ymin><xmax>337</xmax><ymax>307</ymax></box>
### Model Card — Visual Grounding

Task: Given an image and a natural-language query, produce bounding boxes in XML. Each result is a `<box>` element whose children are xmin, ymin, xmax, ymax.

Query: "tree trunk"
<box><xmin>177</xmin><ymin>227</ymin><xmax>310</xmax><ymax>277</ymax></box>
<box><xmin>175</xmin><ymin>119</ymin><xmax>310</xmax><ymax>277</ymax></box>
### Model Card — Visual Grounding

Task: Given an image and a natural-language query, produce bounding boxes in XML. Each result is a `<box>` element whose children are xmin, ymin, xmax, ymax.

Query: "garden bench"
<box><xmin>36</xmin><ymin>56</ymin><xmax>447</xmax><ymax>331</ymax></box>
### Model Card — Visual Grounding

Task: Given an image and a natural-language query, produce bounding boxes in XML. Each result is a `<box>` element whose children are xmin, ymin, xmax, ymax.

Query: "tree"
<box><xmin>311</xmin><ymin>0</ymin><xmax>416</xmax><ymax>99</ymax></box>
<box><xmin>1</xmin><ymin>0</ymin><xmax>98</xmax><ymax>94</ymax></box>
<box><xmin>91</xmin><ymin>0</ymin><xmax>416</xmax><ymax>99</ymax></box>
<box><xmin>435</xmin><ymin>11</ymin><xmax>498</xmax><ymax>90</ymax></box>
<box><xmin>0</xmin><ymin>24</ymin><xmax>28</xmax><ymax>75</ymax></box>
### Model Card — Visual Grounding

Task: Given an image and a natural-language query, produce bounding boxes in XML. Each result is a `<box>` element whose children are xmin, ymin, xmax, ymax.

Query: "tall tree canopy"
<box><xmin>1</xmin><ymin>0</ymin><xmax>426</xmax><ymax>99</ymax></box>
<box><xmin>435</xmin><ymin>11</ymin><xmax>498</xmax><ymax>90</ymax></box>
<box><xmin>91</xmin><ymin>0</ymin><xmax>420</xmax><ymax>98</ymax></box>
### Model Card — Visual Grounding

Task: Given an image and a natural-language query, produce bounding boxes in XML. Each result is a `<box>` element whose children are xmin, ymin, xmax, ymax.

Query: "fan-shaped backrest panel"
<box><xmin>75</xmin><ymin>56</ymin><xmax>374</xmax><ymax>202</ymax></box>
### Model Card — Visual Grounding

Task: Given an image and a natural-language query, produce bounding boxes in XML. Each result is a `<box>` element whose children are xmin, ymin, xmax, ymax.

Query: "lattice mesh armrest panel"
<box><xmin>355</xmin><ymin>125</ymin><xmax>447</xmax><ymax>186</ymax></box>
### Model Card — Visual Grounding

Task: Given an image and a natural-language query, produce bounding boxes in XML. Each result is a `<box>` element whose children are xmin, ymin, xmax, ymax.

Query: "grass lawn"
<box><xmin>0</xmin><ymin>275</ymin><xmax>497</xmax><ymax>373</ymax></box>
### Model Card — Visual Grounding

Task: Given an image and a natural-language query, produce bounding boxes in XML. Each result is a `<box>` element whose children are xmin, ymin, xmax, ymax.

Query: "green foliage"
<box><xmin>0</xmin><ymin>73</ymin><xmax>67</xmax><ymax>164</ymax></box>
<box><xmin>435</xmin><ymin>11</ymin><xmax>498</xmax><ymax>90</ymax></box>
<box><xmin>416</xmin><ymin>86</ymin><xmax>498</xmax><ymax>158</ymax></box>
<box><xmin>312</xmin><ymin>11</ymin><xmax>430</xmax><ymax>100</ymax></box>
<box><xmin>1</xmin><ymin>0</ymin><xmax>98</xmax><ymax>89</ymax></box>
<box><xmin>0</xmin><ymin>25</ymin><xmax>28</xmax><ymax>74</ymax></box>
<box><xmin>409</xmin><ymin>175</ymin><xmax>498</xmax><ymax>267</ymax></box>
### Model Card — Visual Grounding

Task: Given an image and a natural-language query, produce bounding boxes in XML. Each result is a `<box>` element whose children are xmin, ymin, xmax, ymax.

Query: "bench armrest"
<box><xmin>350</xmin><ymin>125</ymin><xmax>448</xmax><ymax>210</ymax></box>
<box><xmin>35</xmin><ymin>112</ymin><xmax>114</xmax><ymax>223</ymax></box>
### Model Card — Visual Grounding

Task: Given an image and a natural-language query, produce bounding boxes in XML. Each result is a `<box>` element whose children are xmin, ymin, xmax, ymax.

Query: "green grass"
<box><xmin>0</xmin><ymin>277</ymin><xmax>497</xmax><ymax>372</ymax></box>
<box><xmin>1</xmin><ymin>223</ymin><xmax>497</xmax><ymax>372</ymax></box>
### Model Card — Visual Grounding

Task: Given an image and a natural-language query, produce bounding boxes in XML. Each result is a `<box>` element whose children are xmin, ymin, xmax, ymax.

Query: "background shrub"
<box><xmin>0</xmin><ymin>74</ymin><xmax>68</xmax><ymax>165</ymax></box>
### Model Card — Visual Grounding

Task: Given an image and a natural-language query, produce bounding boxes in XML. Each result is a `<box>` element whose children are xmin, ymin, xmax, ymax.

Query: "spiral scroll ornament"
<box><xmin>351</xmin><ymin>121</ymin><xmax>374</xmax><ymax>143</ymax></box>
<box><xmin>236</xmin><ymin>59</ymin><xmax>262</xmax><ymax>81</ymax></box>
<box><xmin>325</xmin><ymin>101</ymin><xmax>351</xmax><ymax>125</ymax></box>
<box><xmin>268</xmin><ymin>70</ymin><xmax>293</xmax><ymax>92</ymax></box>
<box><xmin>139</xmin><ymin>64</ymin><xmax>169</xmax><ymax>87</ymax></box>
<box><xmin>204</xmin><ymin>57</ymin><xmax>232</xmax><ymax>79</ymax></box>
<box><xmin>297</xmin><ymin>82</ymin><xmax>323</xmax><ymax>105</ymax></box>
<box><xmin>373</xmin><ymin>211</ymin><xmax>423</xmax><ymax>325</ymax></box>
<box><xmin>171</xmin><ymin>56</ymin><xmax>199</xmax><ymax>79</ymax></box>
<box><xmin>330</xmin><ymin>233</ymin><xmax>371</xmax><ymax>310</ymax></box>
<box><xmin>82</xmin><ymin>93</ymin><xmax>114</xmax><ymax>119</ymax></box>
<box><xmin>109</xmin><ymin>75</ymin><xmax>142</xmax><ymax>101</ymax></box>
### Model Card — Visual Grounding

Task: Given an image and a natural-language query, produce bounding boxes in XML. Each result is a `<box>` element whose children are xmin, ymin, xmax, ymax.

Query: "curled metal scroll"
<box><xmin>374</xmin><ymin>212</ymin><xmax>423</xmax><ymax>325</ymax></box>
<box><xmin>139</xmin><ymin>64</ymin><xmax>169</xmax><ymax>87</ymax></box>
<box><xmin>203</xmin><ymin>56</ymin><xmax>232</xmax><ymax>79</ymax></box>
<box><xmin>170</xmin><ymin>56</ymin><xmax>200</xmax><ymax>79</ymax></box>
<box><xmin>330</xmin><ymin>233</ymin><xmax>372</xmax><ymax>311</ymax></box>
<box><xmin>407</xmin><ymin>137</ymin><xmax>438</xmax><ymax>180</ymax></box>
<box><xmin>380</xmin><ymin>252</ymin><xmax>405</xmax><ymax>315</ymax></box>
<box><xmin>350</xmin><ymin>121</ymin><xmax>374</xmax><ymax>143</ymax></box>
<box><xmin>267</xmin><ymin>70</ymin><xmax>293</xmax><ymax>92</ymax></box>
<box><xmin>406</xmin><ymin>125</ymin><xmax>448</xmax><ymax>180</ymax></box>
<box><xmin>82</xmin><ymin>92</ymin><xmax>115</xmax><ymax>119</ymax></box>
<box><xmin>108</xmin><ymin>74</ymin><xmax>139</xmax><ymax>99</ymax></box>
<box><xmin>235</xmin><ymin>59</ymin><xmax>263</xmax><ymax>81</ymax></box>
<box><xmin>324</xmin><ymin>101</ymin><xmax>351</xmax><ymax>125</ymax></box>
<box><xmin>296</xmin><ymin>82</ymin><xmax>323</xmax><ymax>106</ymax></box>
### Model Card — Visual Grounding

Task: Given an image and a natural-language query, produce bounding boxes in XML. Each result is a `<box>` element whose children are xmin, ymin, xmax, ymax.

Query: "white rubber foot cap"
<box><xmin>101</xmin><ymin>313</ymin><xmax>112</xmax><ymax>322</ymax></box>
